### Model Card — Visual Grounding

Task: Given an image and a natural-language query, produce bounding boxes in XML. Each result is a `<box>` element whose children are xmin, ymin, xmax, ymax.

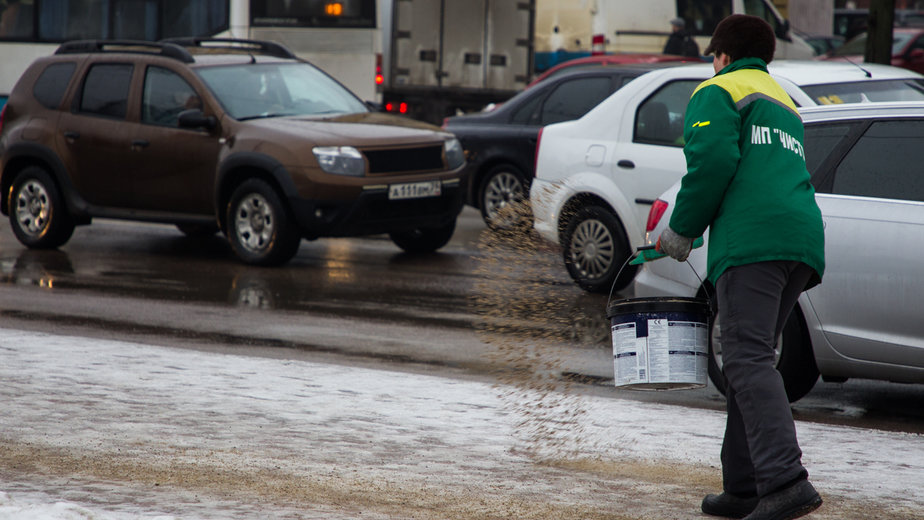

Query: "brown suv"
<box><xmin>0</xmin><ymin>39</ymin><xmax>466</xmax><ymax>265</ymax></box>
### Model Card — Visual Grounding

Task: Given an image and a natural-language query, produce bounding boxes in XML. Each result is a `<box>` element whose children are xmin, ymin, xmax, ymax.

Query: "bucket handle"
<box><xmin>607</xmin><ymin>241</ymin><xmax>713</xmax><ymax>309</ymax></box>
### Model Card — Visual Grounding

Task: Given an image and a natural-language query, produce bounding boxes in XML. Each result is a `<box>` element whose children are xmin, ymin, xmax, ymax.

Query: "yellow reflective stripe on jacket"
<box><xmin>692</xmin><ymin>68</ymin><xmax>799</xmax><ymax>117</ymax></box>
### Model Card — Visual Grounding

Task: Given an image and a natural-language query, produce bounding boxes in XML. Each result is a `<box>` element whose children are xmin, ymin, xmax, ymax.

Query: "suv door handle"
<box><xmin>617</xmin><ymin>159</ymin><xmax>635</xmax><ymax>169</ymax></box>
<box><xmin>63</xmin><ymin>131</ymin><xmax>80</xmax><ymax>141</ymax></box>
<box><xmin>131</xmin><ymin>139</ymin><xmax>150</xmax><ymax>150</ymax></box>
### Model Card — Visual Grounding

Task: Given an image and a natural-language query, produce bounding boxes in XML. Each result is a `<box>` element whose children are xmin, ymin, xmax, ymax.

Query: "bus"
<box><xmin>0</xmin><ymin>0</ymin><xmax>381</xmax><ymax>108</ymax></box>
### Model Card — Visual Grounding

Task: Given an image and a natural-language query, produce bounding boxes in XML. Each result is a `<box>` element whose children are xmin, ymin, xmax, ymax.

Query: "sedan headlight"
<box><xmin>313</xmin><ymin>146</ymin><xmax>366</xmax><ymax>176</ymax></box>
<box><xmin>444</xmin><ymin>138</ymin><xmax>465</xmax><ymax>170</ymax></box>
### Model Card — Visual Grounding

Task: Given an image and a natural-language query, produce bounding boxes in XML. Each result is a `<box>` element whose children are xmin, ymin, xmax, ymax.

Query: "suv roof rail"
<box><xmin>55</xmin><ymin>40</ymin><xmax>194</xmax><ymax>63</ymax></box>
<box><xmin>160</xmin><ymin>37</ymin><xmax>297</xmax><ymax>60</ymax></box>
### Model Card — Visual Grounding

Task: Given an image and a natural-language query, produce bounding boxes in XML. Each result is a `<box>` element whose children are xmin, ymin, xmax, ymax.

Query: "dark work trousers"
<box><xmin>715</xmin><ymin>260</ymin><xmax>815</xmax><ymax>498</ymax></box>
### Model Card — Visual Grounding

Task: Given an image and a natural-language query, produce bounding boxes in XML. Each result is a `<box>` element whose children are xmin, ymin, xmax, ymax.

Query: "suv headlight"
<box><xmin>313</xmin><ymin>146</ymin><xmax>366</xmax><ymax>176</ymax></box>
<box><xmin>444</xmin><ymin>138</ymin><xmax>465</xmax><ymax>170</ymax></box>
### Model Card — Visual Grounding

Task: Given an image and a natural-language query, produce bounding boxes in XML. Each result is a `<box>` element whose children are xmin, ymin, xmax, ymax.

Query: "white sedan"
<box><xmin>530</xmin><ymin>60</ymin><xmax>924</xmax><ymax>294</ymax></box>
<box><xmin>635</xmin><ymin>102</ymin><xmax>924</xmax><ymax>402</ymax></box>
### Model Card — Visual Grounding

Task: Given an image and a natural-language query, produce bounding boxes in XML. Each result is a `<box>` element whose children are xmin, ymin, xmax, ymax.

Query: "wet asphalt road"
<box><xmin>0</xmin><ymin>207</ymin><xmax>922</xmax><ymax>435</ymax></box>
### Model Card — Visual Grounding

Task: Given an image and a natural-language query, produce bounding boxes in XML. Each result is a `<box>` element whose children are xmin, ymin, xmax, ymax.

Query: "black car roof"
<box><xmin>533</xmin><ymin>60</ymin><xmax>687</xmax><ymax>85</ymax></box>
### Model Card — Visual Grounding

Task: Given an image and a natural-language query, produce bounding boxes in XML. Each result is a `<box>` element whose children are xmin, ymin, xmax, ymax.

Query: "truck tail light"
<box><xmin>384</xmin><ymin>102</ymin><xmax>407</xmax><ymax>114</ymax></box>
<box><xmin>375</xmin><ymin>53</ymin><xmax>384</xmax><ymax>86</ymax></box>
<box><xmin>324</xmin><ymin>2</ymin><xmax>343</xmax><ymax>16</ymax></box>
<box><xmin>646</xmin><ymin>199</ymin><xmax>669</xmax><ymax>232</ymax></box>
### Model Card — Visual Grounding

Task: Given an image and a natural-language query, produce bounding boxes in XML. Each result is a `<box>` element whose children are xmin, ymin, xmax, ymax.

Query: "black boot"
<box><xmin>743</xmin><ymin>479</ymin><xmax>822</xmax><ymax>520</ymax></box>
<box><xmin>702</xmin><ymin>492</ymin><xmax>760</xmax><ymax>518</ymax></box>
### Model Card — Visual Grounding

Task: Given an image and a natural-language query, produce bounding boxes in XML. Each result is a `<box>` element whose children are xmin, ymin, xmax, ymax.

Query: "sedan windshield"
<box><xmin>801</xmin><ymin>78</ymin><xmax>924</xmax><ymax>104</ymax></box>
<box><xmin>196</xmin><ymin>62</ymin><xmax>368</xmax><ymax>120</ymax></box>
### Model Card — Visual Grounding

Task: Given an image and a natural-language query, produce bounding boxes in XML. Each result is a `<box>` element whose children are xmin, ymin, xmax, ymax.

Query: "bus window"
<box><xmin>676</xmin><ymin>0</ymin><xmax>731</xmax><ymax>37</ymax></box>
<box><xmin>251</xmin><ymin>0</ymin><xmax>376</xmax><ymax>28</ymax></box>
<box><xmin>35</xmin><ymin>0</ymin><xmax>228</xmax><ymax>41</ymax></box>
<box><xmin>163</xmin><ymin>0</ymin><xmax>229</xmax><ymax>39</ymax></box>
<box><xmin>0</xmin><ymin>0</ymin><xmax>33</xmax><ymax>38</ymax></box>
<box><xmin>38</xmin><ymin>0</ymin><xmax>108</xmax><ymax>40</ymax></box>
<box><xmin>743</xmin><ymin>0</ymin><xmax>784</xmax><ymax>38</ymax></box>
<box><xmin>113</xmin><ymin>0</ymin><xmax>159</xmax><ymax>40</ymax></box>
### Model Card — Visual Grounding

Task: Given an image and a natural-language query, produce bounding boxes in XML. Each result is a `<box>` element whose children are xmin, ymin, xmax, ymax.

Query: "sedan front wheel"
<box><xmin>480</xmin><ymin>165</ymin><xmax>529</xmax><ymax>230</ymax></box>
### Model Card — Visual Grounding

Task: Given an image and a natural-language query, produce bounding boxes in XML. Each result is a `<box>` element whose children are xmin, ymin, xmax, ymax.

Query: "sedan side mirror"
<box><xmin>178</xmin><ymin>109</ymin><xmax>217</xmax><ymax>130</ymax></box>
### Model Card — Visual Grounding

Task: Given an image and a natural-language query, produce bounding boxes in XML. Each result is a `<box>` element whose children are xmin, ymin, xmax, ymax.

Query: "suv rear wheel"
<box><xmin>9</xmin><ymin>166</ymin><xmax>75</xmax><ymax>249</ymax></box>
<box><xmin>226</xmin><ymin>179</ymin><xmax>300</xmax><ymax>266</ymax></box>
<box><xmin>562</xmin><ymin>205</ymin><xmax>636</xmax><ymax>294</ymax></box>
<box><xmin>389</xmin><ymin>219</ymin><xmax>456</xmax><ymax>253</ymax></box>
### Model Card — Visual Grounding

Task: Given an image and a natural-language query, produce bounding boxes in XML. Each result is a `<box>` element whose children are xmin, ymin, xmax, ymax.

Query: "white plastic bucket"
<box><xmin>606</xmin><ymin>297</ymin><xmax>711</xmax><ymax>390</ymax></box>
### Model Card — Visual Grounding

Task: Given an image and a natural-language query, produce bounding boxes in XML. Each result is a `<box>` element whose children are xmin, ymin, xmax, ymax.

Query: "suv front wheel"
<box><xmin>9</xmin><ymin>166</ymin><xmax>75</xmax><ymax>249</ymax></box>
<box><xmin>226</xmin><ymin>178</ymin><xmax>301</xmax><ymax>266</ymax></box>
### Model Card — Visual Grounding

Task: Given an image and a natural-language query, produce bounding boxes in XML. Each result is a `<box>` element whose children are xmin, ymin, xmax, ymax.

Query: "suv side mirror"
<box><xmin>178</xmin><ymin>109</ymin><xmax>217</xmax><ymax>130</ymax></box>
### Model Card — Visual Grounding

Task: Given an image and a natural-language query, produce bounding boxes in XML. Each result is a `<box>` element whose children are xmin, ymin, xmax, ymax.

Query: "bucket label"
<box><xmin>611</xmin><ymin>318</ymin><xmax>708</xmax><ymax>387</ymax></box>
<box><xmin>647</xmin><ymin>319</ymin><xmax>708</xmax><ymax>385</ymax></box>
<box><xmin>611</xmin><ymin>322</ymin><xmax>648</xmax><ymax>385</ymax></box>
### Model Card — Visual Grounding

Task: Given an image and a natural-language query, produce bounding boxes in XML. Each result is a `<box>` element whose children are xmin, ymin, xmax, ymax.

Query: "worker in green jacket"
<box><xmin>657</xmin><ymin>15</ymin><xmax>825</xmax><ymax>520</ymax></box>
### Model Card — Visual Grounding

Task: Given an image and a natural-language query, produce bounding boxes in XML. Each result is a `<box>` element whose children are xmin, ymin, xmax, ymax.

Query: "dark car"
<box><xmin>526</xmin><ymin>53</ymin><xmax>697</xmax><ymax>89</ymax></box>
<box><xmin>443</xmin><ymin>64</ymin><xmax>667</xmax><ymax>228</ymax></box>
<box><xmin>822</xmin><ymin>27</ymin><xmax>924</xmax><ymax>75</ymax></box>
<box><xmin>795</xmin><ymin>30</ymin><xmax>844</xmax><ymax>56</ymax></box>
<box><xmin>834</xmin><ymin>8</ymin><xmax>924</xmax><ymax>40</ymax></box>
<box><xmin>0</xmin><ymin>39</ymin><xmax>466</xmax><ymax>265</ymax></box>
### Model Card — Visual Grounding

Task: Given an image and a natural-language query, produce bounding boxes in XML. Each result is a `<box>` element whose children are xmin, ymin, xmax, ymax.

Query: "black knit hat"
<box><xmin>704</xmin><ymin>14</ymin><xmax>775</xmax><ymax>64</ymax></box>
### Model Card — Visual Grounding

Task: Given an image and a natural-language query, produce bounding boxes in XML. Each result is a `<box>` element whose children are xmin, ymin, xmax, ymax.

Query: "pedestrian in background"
<box><xmin>657</xmin><ymin>14</ymin><xmax>825</xmax><ymax>520</ymax></box>
<box><xmin>663</xmin><ymin>17</ymin><xmax>700</xmax><ymax>57</ymax></box>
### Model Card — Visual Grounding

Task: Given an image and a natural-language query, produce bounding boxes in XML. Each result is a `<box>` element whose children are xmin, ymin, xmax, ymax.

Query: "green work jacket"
<box><xmin>668</xmin><ymin>58</ymin><xmax>825</xmax><ymax>287</ymax></box>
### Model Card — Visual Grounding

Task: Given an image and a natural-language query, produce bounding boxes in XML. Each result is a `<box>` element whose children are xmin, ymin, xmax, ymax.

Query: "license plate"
<box><xmin>388</xmin><ymin>180</ymin><xmax>442</xmax><ymax>200</ymax></box>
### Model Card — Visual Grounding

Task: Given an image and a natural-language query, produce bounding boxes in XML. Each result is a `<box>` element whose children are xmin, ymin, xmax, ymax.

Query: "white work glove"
<box><xmin>657</xmin><ymin>227</ymin><xmax>695</xmax><ymax>262</ymax></box>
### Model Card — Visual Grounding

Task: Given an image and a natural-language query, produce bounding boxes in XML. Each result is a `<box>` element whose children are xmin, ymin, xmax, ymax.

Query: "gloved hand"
<box><xmin>656</xmin><ymin>227</ymin><xmax>695</xmax><ymax>262</ymax></box>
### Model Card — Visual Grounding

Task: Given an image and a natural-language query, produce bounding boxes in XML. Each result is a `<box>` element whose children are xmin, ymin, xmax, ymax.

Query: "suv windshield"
<box><xmin>800</xmin><ymin>79</ymin><xmax>924</xmax><ymax>104</ymax></box>
<box><xmin>196</xmin><ymin>62</ymin><xmax>368</xmax><ymax>120</ymax></box>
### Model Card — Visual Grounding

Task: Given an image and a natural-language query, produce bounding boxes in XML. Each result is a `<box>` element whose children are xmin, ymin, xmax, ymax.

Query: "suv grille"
<box><xmin>364</xmin><ymin>145</ymin><xmax>443</xmax><ymax>174</ymax></box>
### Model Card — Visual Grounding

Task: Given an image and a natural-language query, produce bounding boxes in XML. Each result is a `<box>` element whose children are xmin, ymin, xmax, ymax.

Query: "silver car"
<box><xmin>634</xmin><ymin>102</ymin><xmax>924</xmax><ymax>402</ymax></box>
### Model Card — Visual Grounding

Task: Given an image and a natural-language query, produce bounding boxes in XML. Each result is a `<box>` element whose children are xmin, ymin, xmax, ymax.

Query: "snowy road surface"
<box><xmin>1</xmin><ymin>328</ymin><xmax>921</xmax><ymax>519</ymax></box>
